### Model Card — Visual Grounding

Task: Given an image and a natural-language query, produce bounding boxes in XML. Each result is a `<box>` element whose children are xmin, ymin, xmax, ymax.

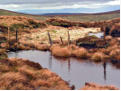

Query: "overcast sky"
<box><xmin>0</xmin><ymin>0</ymin><xmax>120</xmax><ymax>14</ymax></box>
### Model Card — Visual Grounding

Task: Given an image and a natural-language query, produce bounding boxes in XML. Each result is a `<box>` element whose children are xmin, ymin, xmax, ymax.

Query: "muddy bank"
<box><xmin>0</xmin><ymin>58</ymin><xmax>71</xmax><ymax>90</ymax></box>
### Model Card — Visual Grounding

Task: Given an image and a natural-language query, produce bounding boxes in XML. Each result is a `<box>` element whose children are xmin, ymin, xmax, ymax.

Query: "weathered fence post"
<box><xmin>67</xmin><ymin>30</ymin><xmax>70</xmax><ymax>45</ymax></box>
<box><xmin>103</xmin><ymin>62</ymin><xmax>107</xmax><ymax>80</ymax></box>
<box><xmin>68</xmin><ymin>58</ymin><xmax>70</xmax><ymax>72</ymax></box>
<box><xmin>15</xmin><ymin>29</ymin><xmax>18</xmax><ymax>51</ymax></box>
<box><xmin>47</xmin><ymin>31</ymin><xmax>53</xmax><ymax>46</ymax></box>
<box><xmin>7</xmin><ymin>27</ymin><xmax>10</xmax><ymax>49</ymax></box>
<box><xmin>103</xmin><ymin>27</ymin><xmax>106</xmax><ymax>41</ymax></box>
<box><xmin>16</xmin><ymin>29</ymin><xmax>18</xmax><ymax>43</ymax></box>
<box><xmin>60</xmin><ymin>36</ymin><xmax>63</xmax><ymax>45</ymax></box>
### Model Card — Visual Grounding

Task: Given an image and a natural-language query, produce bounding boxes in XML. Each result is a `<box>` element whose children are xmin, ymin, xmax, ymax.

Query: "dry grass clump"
<box><xmin>36</xmin><ymin>44</ymin><xmax>50</xmax><ymax>51</ymax></box>
<box><xmin>0</xmin><ymin>64</ymin><xmax>10</xmax><ymax>72</ymax></box>
<box><xmin>31</xmin><ymin>79</ymin><xmax>51</xmax><ymax>88</ymax></box>
<box><xmin>0</xmin><ymin>72</ymin><xmax>27</xmax><ymax>82</ymax></box>
<box><xmin>18</xmin><ymin>65</ymin><xmax>38</xmax><ymax>80</ymax></box>
<box><xmin>80</xmin><ymin>82</ymin><xmax>119</xmax><ymax>90</ymax></box>
<box><xmin>50</xmin><ymin>44</ymin><xmax>71</xmax><ymax>57</ymax></box>
<box><xmin>51</xmin><ymin>44</ymin><xmax>89</xmax><ymax>59</ymax></box>
<box><xmin>0</xmin><ymin>16</ymin><xmax>46</xmax><ymax>28</ymax></box>
<box><xmin>8</xmin><ymin>58</ymin><xmax>42</xmax><ymax>70</ymax></box>
<box><xmin>9</xmin><ymin>83</ymin><xmax>33</xmax><ymax>90</ymax></box>
<box><xmin>0</xmin><ymin>50</ymin><xmax>8</xmax><ymax>60</ymax></box>
<box><xmin>109</xmin><ymin>49</ymin><xmax>120</xmax><ymax>60</ymax></box>
<box><xmin>91</xmin><ymin>52</ymin><xmax>106</xmax><ymax>62</ymax></box>
<box><xmin>0</xmin><ymin>58</ymin><xmax>71</xmax><ymax>90</ymax></box>
<box><xmin>0</xmin><ymin>72</ymin><xmax>28</xmax><ymax>90</ymax></box>
<box><xmin>18</xmin><ymin>44</ymin><xmax>31</xmax><ymax>50</ymax></box>
<box><xmin>106</xmin><ymin>45</ymin><xmax>119</xmax><ymax>53</ymax></box>
<box><xmin>72</xmin><ymin>47</ymin><xmax>88</xmax><ymax>59</ymax></box>
<box><xmin>109</xmin><ymin>38</ymin><xmax>119</xmax><ymax>46</ymax></box>
<box><xmin>50</xmin><ymin>44</ymin><xmax>89</xmax><ymax>58</ymax></box>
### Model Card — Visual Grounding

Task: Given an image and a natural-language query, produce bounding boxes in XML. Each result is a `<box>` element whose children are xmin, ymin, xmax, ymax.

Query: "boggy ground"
<box><xmin>0</xmin><ymin>58</ymin><xmax>71</xmax><ymax>90</ymax></box>
<box><xmin>0</xmin><ymin>16</ymin><xmax>120</xmax><ymax>90</ymax></box>
<box><xmin>15</xmin><ymin>35</ymin><xmax>120</xmax><ymax>64</ymax></box>
<box><xmin>0</xmin><ymin>16</ymin><xmax>120</xmax><ymax>66</ymax></box>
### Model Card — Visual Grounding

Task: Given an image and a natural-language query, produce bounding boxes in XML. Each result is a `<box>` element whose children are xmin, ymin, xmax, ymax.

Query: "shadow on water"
<box><xmin>103</xmin><ymin>62</ymin><xmax>107</xmax><ymax>81</ymax></box>
<box><xmin>68</xmin><ymin>58</ymin><xmax>71</xmax><ymax>73</ymax></box>
<box><xmin>48</xmin><ymin>52</ymin><xmax>52</xmax><ymax>69</ymax></box>
<box><xmin>7</xmin><ymin>50</ymin><xmax>120</xmax><ymax>89</ymax></box>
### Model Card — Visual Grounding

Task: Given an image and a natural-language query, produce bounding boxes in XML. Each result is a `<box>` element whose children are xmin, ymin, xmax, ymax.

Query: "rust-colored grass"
<box><xmin>0</xmin><ymin>58</ymin><xmax>71</xmax><ymax>90</ymax></box>
<box><xmin>81</xmin><ymin>82</ymin><xmax>119</xmax><ymax>90</ymax></box>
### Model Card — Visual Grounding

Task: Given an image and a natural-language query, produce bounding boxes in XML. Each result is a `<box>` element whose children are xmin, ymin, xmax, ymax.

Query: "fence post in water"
<box><xmin>60</xmin><ymin>36</ymin><xmax>63</xmax><ymax>45</ymax></box>
<box><xmin>67</xmin><ymin>30</ymin><xmax>70</xmax><ymax>45</ymax></box>
<box><xmin>47</xmin><ymin>31</ymin><xmax>53</xmax><ymax>46</ymax></box>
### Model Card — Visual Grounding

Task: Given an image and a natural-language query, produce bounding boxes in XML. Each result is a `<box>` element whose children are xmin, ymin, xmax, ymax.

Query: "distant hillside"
<box><xmin>42</xmin><ymin>10</ymin><xmax>120</xmax><ymax>16</ymax></box>
<box><xmin>0</xmin><ymin>9</ymin><xmax>48</xmax><ymax>20</ymax></box>
<box><xmin>0</xmin><ymin>9</ymin><xmax>120</xmax><ymax>22</ymax></box>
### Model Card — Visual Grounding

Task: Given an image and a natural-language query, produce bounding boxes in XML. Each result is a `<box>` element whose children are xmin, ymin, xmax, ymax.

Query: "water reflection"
<box><xmin>48</xmin><ymin>53</ymin><xmax>52</xmax><ymax>69</ymax></box>
<box><xmin>15</xmin><ymin>51</ymin><xmax>18</xmax><ymax>58</ymax></box>
<box><xmin>68</xmin><ymin>58</ymin><xmax>71</xmax><ymax>72</ymax></box>
<box><xmin>103</xmin><ymin>62</ymin><xmax>107</xmax><ymax>80</ymax></box>
<box><xmin>7</xmin><ymin>50</ymin><xmax>120</xmax><ymax>89</ymax></box>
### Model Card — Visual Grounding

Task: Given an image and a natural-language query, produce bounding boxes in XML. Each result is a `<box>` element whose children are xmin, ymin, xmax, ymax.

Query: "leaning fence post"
<box><xmin>60</xmin><ymin>36</ymin><xmax>63</xmax><ymax>45</ymax></box>
<box><xmin>67</xmin><ymin>30</ymin><xmax>70</xmax><ymax>45</ymax></box>
<box><xmin>47</xmin><ymin>31</ymin><xmax>53</xmax><ymax>46</ymax></box>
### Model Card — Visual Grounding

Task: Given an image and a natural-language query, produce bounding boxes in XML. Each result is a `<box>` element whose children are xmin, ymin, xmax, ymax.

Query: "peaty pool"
<box><xmin>8</xmin><ymin>50</ymin><xmax>120</xmax><ymax>89</ymax></box>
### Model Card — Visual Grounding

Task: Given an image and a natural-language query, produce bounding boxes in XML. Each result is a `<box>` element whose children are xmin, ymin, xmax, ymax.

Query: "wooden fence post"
<box><xmin>7</xmin><ymin>27</ymin><xmax>10</xmax><ymax>49</ymax></box>
<box><xmin>16</xmin><ymin>29</ymin><xmax>18</xmax><ymax>43</ymax></box>
<box><xmin>60</xmin><ymin>36</ymin><xmax>63</xmax><ymax>45</ymax></box>
<box><xmin>15</xmin><ymin>29</ymin><xmax>18</xmax><ymax>51</ymax></box>
<box><xmin>47</xmin><ymin>31</ymin><xmax>53</xmax><ymax>46</ymax></box>
<box><xmin>67</xmin><ymin>30</ymin><xmax>70</xmax><ymax>45</ymax></box>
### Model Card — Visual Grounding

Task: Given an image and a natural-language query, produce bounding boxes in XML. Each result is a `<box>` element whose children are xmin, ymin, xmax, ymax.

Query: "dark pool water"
<box><xmin>8</xmin><ymin>50</ymin><xmax>120</xmax><ymax>89</ymax></box>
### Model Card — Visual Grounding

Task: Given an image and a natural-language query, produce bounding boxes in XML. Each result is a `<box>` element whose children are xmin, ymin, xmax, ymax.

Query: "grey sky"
<box><xmin>0</xmin><ymin>0</ymin><xmax>120</xmax><ymax>10</ymax></box>
<box><xmin>0</xmin><ymin>0</ymin><xmax>117</xmax><ymax>4</ymax></box>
